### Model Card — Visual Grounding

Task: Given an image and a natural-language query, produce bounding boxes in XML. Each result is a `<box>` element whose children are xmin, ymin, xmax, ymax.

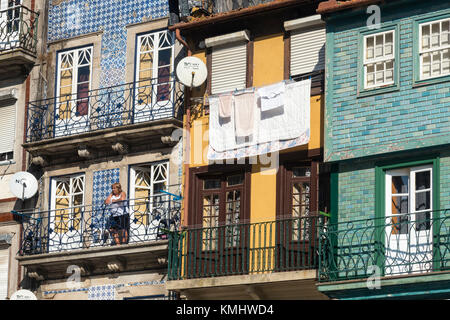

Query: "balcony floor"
<box><xmin>166</xmin><ymin>270</ymin><xmax>329</xmax><ymax>300</ymax></box>
<box><xmin>0</xmin><ymin>48</ymin><xmax>36</xmax><ymax>79</ymax></box>
<box><xmin>317</xmin><ymin>271</ymin><xmax>450</xmax><ymax>300</ymax></box>
<box><xmin>17</xmin><ymin>240</ymin><xmax>170</xmax><ymax>280</ymax></box>
<box><xmin>23</xmin><ymin>117</ymin><xmax>182</xmax><ymax>163</ymax></box>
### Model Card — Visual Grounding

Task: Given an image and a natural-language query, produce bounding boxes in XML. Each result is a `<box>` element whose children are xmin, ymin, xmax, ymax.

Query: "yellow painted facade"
<box><xmin>184</xmin><ymin>35</ymin><xmax>324</xmax><ymax>225</ymax></box>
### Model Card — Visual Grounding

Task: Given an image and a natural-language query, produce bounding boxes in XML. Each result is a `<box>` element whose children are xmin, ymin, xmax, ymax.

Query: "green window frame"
<box><xmin>357</xmin><ymin>24</ymin><xmax>400</xmax><ymax>97</ymax></box>
<box><xmin>375</xmin><ymin>156</ymin><xmax>441</xmax><ymax>274</ymax></box>
<box><xmin>413</xmin><ymin>9</ymin><xmax>450</xmax><ymax>87</ymax></box>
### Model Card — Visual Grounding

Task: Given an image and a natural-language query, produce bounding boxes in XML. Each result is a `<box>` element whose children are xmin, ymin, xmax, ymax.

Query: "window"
<box><xmin>0</xmin><ymin>247</ymin><xmax>8</xmax><ymax>300</ymax></box>
<box><xmin>49</xmin><ymin>173</ymin><xmax>85</xmax><ymax>252</ymax></box>
<box><xmin>129</xmin><ymin>162</ymin><xmax>169</xmax><ymax>240</ymax></box>
<box><xmin>201</xmin><ymin>174</ymin><xmax>245</xmax><ymax>250</ymax></box>
<box><xmin>55</xmin><ymin>46</ymin><xmax>92</xmax><ymax>133</ymax></box>
<box><xmin>0</xmin><ymin>104</ymin><xmax>15</xmax><ymax>162</ymax></box>
<box><xmin>284</xmin><ymin>15</ymin><xmax>326</xmax><ymax>77</ymax></box>
<box><xmin>6</xmin><ymin>0</ymin><xmax>21</xmax><ymax>34</ymax></box>
<box><xmin>135</xmin><ymin>30</ymin><xmax>174</xmax><ymax>121</ymax></box>
<box><xmin>363</xmin><ymin>30</ymin><xmax>395</xmax><ymax>89</ymax></box>
<box><xmin>206</xmin><ymin>30</ymin><xmax>249</xmax><ymax>94</ymax></box>
<box><xmin>419</xmin><ymin>18</ymin><xmax>450</xmax><ymax>80</ymax></box>
<box><xmin>193</xmin><ymin>171</ymin><xmax>249</xmax><ymax>251</ymax></box>
<box><xmin>385</xmin><ymin>165</ymin><xmax>433</xmax><ymax>275</ymax></box>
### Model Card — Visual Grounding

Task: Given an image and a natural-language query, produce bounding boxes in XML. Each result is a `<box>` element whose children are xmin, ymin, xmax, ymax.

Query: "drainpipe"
<box><xmin>175</xmin><ymin>27</ymin><xmax>192</xmax><ymax>228</ymax></box>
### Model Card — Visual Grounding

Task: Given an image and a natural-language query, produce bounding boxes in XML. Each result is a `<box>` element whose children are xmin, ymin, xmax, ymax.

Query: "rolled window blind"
<box><xmin>211</xmin><ymin>41</ymin><xmax>247</xmax><ymax>94</ymax></box>
<box><xmin>0</xmin><ymin>248</ymin><xmax>9</xmax><ymax>300</ymax></box>
<box><xmin>291</xmin><ymin>26</ymin><xmax>326</xmax><ymax>76</ymax></box>
<box><xmin>0</xmin><ymin>104</ymin><xmax>16</xmax><ymax>155</ymax></box>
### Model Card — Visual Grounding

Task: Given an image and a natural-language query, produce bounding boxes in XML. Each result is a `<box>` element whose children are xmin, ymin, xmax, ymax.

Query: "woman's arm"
<box><xmin>105</xmin><ymin>193</ymin><xmax>112</xmax><ymax>204</ymax></box>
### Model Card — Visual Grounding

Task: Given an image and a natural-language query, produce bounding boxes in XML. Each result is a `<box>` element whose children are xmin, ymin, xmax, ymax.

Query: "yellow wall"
<box><xmin>186</xmin><ymin>35</ymin><xmax>323</xmax><ymax>225</ymax></box>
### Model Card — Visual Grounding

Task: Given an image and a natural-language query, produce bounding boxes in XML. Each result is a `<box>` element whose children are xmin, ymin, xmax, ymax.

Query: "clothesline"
<box><xmin>207</xmin><ymin>78</ymin><xmax>312</xmax><ymax>160</ymax></box>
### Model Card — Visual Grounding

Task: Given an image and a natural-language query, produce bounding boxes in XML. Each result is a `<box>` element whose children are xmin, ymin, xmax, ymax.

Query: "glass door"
<box><xmin>55</xmin><ymin>47</ymin><xmax>92</xmax><ymax>137</ymax></box>
<box><xmin>0</xmin><ymin>0</ymin><xmax>21</xmax><ymax>50</ymax></box>
<box><xmin>134</xmin><ymin>30</ymin><xmax>174</xmax><ymax>122</ymax></box>
<box><xmin>49</xmin><ymin>174</ymin><xmax>85</xmax><ymax>252</ymax></box>
<box><xmin>129</xmin><ymin>162</ymin><xmax>169</xmax><ymax>241</ymax></box>
<box><xmin>385</xmin><ymin>165</ymin><xmax>433</xmax><ymax>275</ymax></box>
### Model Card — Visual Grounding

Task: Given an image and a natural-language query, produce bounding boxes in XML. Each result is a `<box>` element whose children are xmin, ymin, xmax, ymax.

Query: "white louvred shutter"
<box><xmin>0</xmin><ymin>105</ymin><xmax>15</xmax><ymax>155</ymax></box>
<box><xmin>0</xmin><ymin>248</ymin><xmax>9</xmax><ymax>300</ymax></box>
<box><xmin>291</xmin><ymin>26</ymin><xmax>326</xmax><ymax>76</ymax></box>
<box><xmin>211</xmin><ymin>41</ymin><xmax>247</xmax><ymax>94</ymax></box>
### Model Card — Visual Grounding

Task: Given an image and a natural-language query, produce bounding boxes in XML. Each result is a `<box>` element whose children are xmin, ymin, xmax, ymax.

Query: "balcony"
<box><xmin>0</xmin><ymin>5</ymin><xmax>39</xmax><ymax>78</ymax></box>
<box><xmin>15</xmin><ymin>196</ymin><xmax>181</xmax><ymax>280</ymax></box>
<box><xmin>318</xmin><ymin>210</ymin><xmax>450</xmax><ymax>299</ymax></box>
<box><xmin>24</xmin><ymin>77</ymin><xmax>184</xmax><ymax>163</ymax></box>
<box><xmin>166</xmin><ymin>215</ymin><xmax>329</xmax><ymax>299</ymax></box>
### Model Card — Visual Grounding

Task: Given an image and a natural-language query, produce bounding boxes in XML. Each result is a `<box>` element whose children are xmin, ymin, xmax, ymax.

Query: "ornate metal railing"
<box><xmin>26</xmin><ymin>77</ymin><xmax>184</xmax><ymax>142</ymax></box>
<box><xmin>168</xmin><ymin>215</ymin><xmax>326</xmax><ymax>280</ymax></box>
<box><xmin>17</xmin><ymin>195</ymin><xmax>181</xmax><ymax>255</ymax></box>
<box><xmin>0</xmin><ymin>5</ymin><xmax>39</xmax><ymax>54</ymax></box>
<box><xmin>318</xmin><ymin>210</ymin><xmax>450</xmax><ymax>282</ymax></box>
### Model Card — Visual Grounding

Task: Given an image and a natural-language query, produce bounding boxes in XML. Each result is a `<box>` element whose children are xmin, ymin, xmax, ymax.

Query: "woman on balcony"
<box><xmin>105</xmin><ymin>183</ymin><xmax>129</xmax><ymax>245</ymax></box>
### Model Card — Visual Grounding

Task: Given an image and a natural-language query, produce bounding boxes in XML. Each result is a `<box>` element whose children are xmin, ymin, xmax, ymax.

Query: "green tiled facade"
<box><xmin>320</xmin><ymin>0</ymin><xmax>450</xmax><ymax>293</ymax></box>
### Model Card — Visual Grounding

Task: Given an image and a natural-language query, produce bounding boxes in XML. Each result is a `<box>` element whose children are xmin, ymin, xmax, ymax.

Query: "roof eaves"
<box><xmin>169</xmin><ymin>0</ymin><xmax>313</xmax><ymax>31</ymax></box>
<box><xmin>316</xmin><ymin>0</ymin><xmax>384</xmax><ymax>15</ymax></box>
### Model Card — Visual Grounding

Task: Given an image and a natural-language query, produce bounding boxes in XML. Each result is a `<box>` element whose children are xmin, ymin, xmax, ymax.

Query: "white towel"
<box><xmin>257</xmin><ymin>81</ymin><xmax>285</xmax><ymax>112</ymax></box>
<box><xmin>258</xmin><ymin>79</ymin><xmax>311</xmax><ymax>144</ymax></box>
<box><xmin>234</xmin><ymin>90</ymin><xmax>256</xmax><ymax>138</ymax></box>
<box><xmin>208</xmin><ymin>95</ymin><xmax>236</xmax><ymax>152</ymax></box>
<box><xmin>218</xmin><ymin>93</ymin><xmax>233</xmax><ymax>118</ymax></box>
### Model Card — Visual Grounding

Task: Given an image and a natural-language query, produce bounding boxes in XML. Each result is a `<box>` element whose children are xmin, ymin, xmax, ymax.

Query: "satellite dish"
<box><xmin>9</xmin><ymin>172</ymin><xmax>38</xmax><ymax>200</ymax></box>
<box><xmin>10</xmin><ymin>289</ymin><xmax>37</xmax><ymax>300</ymax></box>
<box><xmin>176</xmin><ymin>56</ymin><xmax>207</xmax><ymax>87</ymax></box>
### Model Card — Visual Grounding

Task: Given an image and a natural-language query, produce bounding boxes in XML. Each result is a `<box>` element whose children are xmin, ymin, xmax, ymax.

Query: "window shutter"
<box><xmin>290</xmin><ymin>26</ymin><xmax>326</xmax><ymax>76</ymax></box>
<box><xmin>0</xmin><ymin>248</ymin><xmax>9</xmax><ymax>300</ymax></box>
<box><xmin>211</xmin><ymin>42</ymin><xmax>247</xmax><ymax>94</ymax></box>
<box><xmin>0</xmin><ymin>104</ymin><xmax>16</xmax><ymax>155</ymax></box>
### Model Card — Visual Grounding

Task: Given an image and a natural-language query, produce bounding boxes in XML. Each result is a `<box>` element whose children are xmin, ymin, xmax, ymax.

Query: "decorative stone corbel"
<box><xmin>28</xmin><ymin>268</ymin><xmax>46</xmax><ymax>281</ymax></box>
<box><xmin>78</xmin><ymin>262</ymin><xmax>94</xmax><ymax>276</ymax></box>
<box><xmin>106</xmin><ymin>258</ymin><xmax>126</xmax><ymax>272</ymax></box>
<box><xmin>77</xmin><ymin>145</ymin><xmax>97</xmax><ymax>159</ymax></box>
<box><xmin>111</xmin><ymin>141</ymin><xmax>129</xmax><ymax>155</ymax></box>
<box><xmin>161</xmin><ymin>135</ymin><xmax>177</xmax><ymax>146</ymax></box>
<box><xmin>31</xmin><ymin>155</ymin><xmax>48</xmax><ymax>167</ymax></box>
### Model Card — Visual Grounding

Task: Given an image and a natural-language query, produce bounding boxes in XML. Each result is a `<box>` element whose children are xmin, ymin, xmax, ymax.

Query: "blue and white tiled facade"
<box><xmin>48</xmin><ymin>0</ymin><xmax>169</xmax><ymax>87</ymax></box>
<box><xmin>92</xmin><ymin>168</ymin><xmax>121</xmax><ymax>206</ymax></box>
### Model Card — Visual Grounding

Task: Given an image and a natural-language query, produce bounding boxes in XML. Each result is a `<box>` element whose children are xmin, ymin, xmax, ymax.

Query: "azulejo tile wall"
<box><xmin>92</xmin><ymin>168</ymin><xmax>121</xmax><ymax>206</ymax></box>
<box><xmin>48</xmin><ymin>0</ymin><xmax>169</xmax><ymax>88</ymax></box>
<box><xmin>325</xmin><ymin>1</ymin><xmax>450</xmax><ymax>162</ymax></box>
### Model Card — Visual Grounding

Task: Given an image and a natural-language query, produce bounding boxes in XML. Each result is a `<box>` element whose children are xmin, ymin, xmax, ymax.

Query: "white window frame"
<box><xmin>129</xmin><ymin>161</ymin><xmax>170</xmax><ymax>242</ymax></box>
<box><xmin>419</xmin><ymin>17</ymin><xmax>450</xmax><ymax>80</ymax></box>
<box><xmin>49</xmin><ymin>173</ymin><xmax>86</xmax><ymax>252</ymax></box>
<box><xmin>135</xmin><ymin>30</ymin><xmax>175</xmax><ymax>83</ymax></box>
<box><xmin>363</xmin><ymin>30</ymin><xmax>395</xmax><ymax>89</ymax></box>
<box><xmin>129</xmin><ymin>161</ymin><xmax>170</xmax><ymax>201</ymax></box>
<box><xmin>55</xmin><ymin>46</ymin><xmax>93</xmax><ymax>135</ymax></box>
<box><xmin>0</xmin><ymin>103</ymin><xmax>16</xmax><ymax>162</ymax></box>
<box><xmin>134</xmin><ymin>30</ymin><xmax>175</xmax><ymax>116</ymax></box>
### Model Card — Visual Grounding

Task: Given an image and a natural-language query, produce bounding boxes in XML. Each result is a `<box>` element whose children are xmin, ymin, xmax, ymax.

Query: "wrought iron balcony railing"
<box><xmin>17</xmin><ymin>195</ymin><xmax>181</xmax><ymax>256</ymax></box>
<box><xmin>26</xmin><ymin>77</ymin><xmax>184</xmax><ymax>142</ymax></box>
<box><xmin>168</xmin><ymin>215</ymin><xmax>326</xmax><ymax>280</ymax></box>
<box><xmin>318</xmin><ymin>210</ymin><xmax>450</xmax><ymax>282</ymax></box>
<box><xmin>0</xmin><ymin>5</ymin><xmax>39</xmax><ymax>54</ymax></box>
